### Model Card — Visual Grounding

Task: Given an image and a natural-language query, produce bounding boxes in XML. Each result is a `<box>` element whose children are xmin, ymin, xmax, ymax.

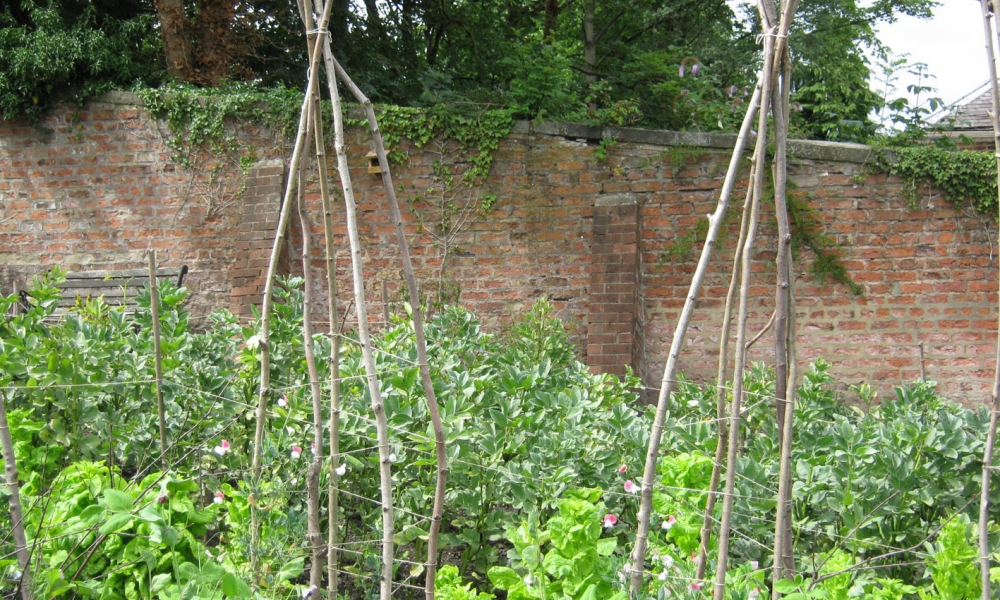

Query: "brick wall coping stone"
<box><xmin>92</xmin><ymin>91</ymin><xmax>874</xmax><ymax>165</ymax></box>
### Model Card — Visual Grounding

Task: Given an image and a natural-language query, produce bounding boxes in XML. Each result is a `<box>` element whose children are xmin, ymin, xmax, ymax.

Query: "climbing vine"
<box><xmin>786</xmin><ymin>194</ymin><xmax>863</xmax><ymax>295</ymax></box>
<box><xmin>871</xmin><ymin>145</ymin><xmax>998</xmax><ymax>218</ymax></box>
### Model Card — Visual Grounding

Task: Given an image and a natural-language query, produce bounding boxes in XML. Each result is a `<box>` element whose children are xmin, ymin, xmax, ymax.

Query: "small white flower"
<box><xmin>10</xmin><ymin>570</ymin><xmax>22</xmax><ymax>582</ymax></box>
<box><xmin>213</xmin><ymin>439</ymin><xmax>230</xmax><ymax>456</ymax></box>
<box><xmin>246</xmin><ymin>334</ymin><xmax>262</xmax><ymax>350</ymax></box>
<box><xmin>662</xmin><ymin>515</ymin><xmax>677</xmax><ymax>530</ymax></box>
<box><xmin>525</xmin><ymin>575</ymin><xmax>534</xmax><ymax>586</ymax></box>
<box><xmin>302</xmin><ymin>585</ymin><xmax>318</xmax><ymax>599</ymax></box>
<box><xmin>335</xmin><ymin>464</ymin><xmax>347</xmax><ymax>477</ymax></box>
<box><xmin>277</xmin><ymin>396</ymin><xmax>288</xmax><ymax>408</ymax></box>
<box><xmin>749</xmin><ymin>560</ymin><xmax>759</xmax><ymax>570</ymax></box>
<box><xmin>662</xmin><ymin>555</ymin><xmax>674</xmax><ymax>569</ymax></box>
<box><xmin>658</xmin><ymin>571</ymin><xmax>667</xmax><ymax>582</ymax></box>
<box><xmin>291</xmin><ymin>445</ymin><xmax>302</xmax><ymax>459</ymax></box>
<box><xmin>388</xmin><ymin>452</ymin><xmax>397</xmax><ymax>463</ymax></box>
<box><xmin>213</xmin><ymin>491</ymin><xmax>225</xmax><ymax>504</ymax></box>
<box><xmin>286</xmin><ymin>426</ymin><xmax>295</xmax><ymax>436</ymax></box>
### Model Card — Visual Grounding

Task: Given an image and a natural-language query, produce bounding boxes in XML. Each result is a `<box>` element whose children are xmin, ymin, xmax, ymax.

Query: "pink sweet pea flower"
<box><xmin>291</xmin><ymin>445</ymin><xmax>302</xmax><ymax>459</ymax></box>
<box><xmin>213</xmin><ymin>491</ymin><xmax>225</xmax><ymax>504</ymax></box>
<box><xmin>602</xmin><ymin>514</ymin><xmax>618</xmax><ymax>528</ymax></box>
<box><xmin>689</xmin><ymin>581</ymin><xmax>702</xmax><ymax>592</ymax></box>
<box><xmin>277</xmin><ymin>395</ymin><xmax>288</xmax><ymax>408</ymax></box>
<box><xmin>213</xmin><ymin>439</ymin><xmax>230</xmax><ymax>456</ymax></box>
<box><xmin>618</xmin><ymin>464</ymin><xmax>627</xmax><ymax>474</ymax></box>
<box><xmin>662</xmin><ymin>515</ymin><xmax>677</xmax><ymax>530</ymax></box>
<box><xmin>624</xmin><ymin>480</ymin><xmax>639</xmax><ymax>494</ymax></box>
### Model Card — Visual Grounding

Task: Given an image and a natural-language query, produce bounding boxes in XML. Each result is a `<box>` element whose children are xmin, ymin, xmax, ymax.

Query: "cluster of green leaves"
<box><xmin>363</xmin><ymin>103</ymin><xmax>514</xmax><ymax>185</ymax></box>
<box><xmin>138</xmin><ymin>82</ymin><xmax>303</xmax><ymax>168</ymax></box>
<box><xmin>871</xmin><ymin>145</ymin><xmax>999</xmax><ymax>220</ymax></box>
<box><xmin>0</xmin><ymin>0</ymin><xmax>164</xmax><ymax>123</ymax></box>
<box><xmin>786</xmin><ymin>194</ymin><xmax>864</xmax><ymax>295</ymax></box>
<box><xmin>488</xmin><ymin>491</ymin><xmax>625</xmax><ymax>600</ymax></box>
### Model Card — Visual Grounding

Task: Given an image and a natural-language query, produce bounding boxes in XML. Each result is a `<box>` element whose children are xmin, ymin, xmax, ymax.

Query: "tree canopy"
<box><xmin>0</xmin><ymin>0</ymin><xmax>938</xmax><ymax>141</ymax></box>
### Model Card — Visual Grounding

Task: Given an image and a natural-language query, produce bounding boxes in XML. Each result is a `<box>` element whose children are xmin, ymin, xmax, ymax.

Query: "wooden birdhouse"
<box><xmin>366</xmin><ymin>150</ymin><xmax>381</xmax><ymax>174</ymax></box>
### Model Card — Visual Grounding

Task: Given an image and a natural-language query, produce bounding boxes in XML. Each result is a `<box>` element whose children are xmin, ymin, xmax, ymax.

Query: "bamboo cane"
<box><xmin>978</xmin><ymin>1</ymin><xmax>1000</xmax><ymax>597</ymax></box>
<box><xmin>321</xmin><ymin>46</ymin><xmax>395</xmax><ymax>600</ymax></box>
<box><xmin>294</xmin><ymin>106</ymin><xmax>327</xmax><ymax>587</ymax></box>
<box><xmin>251</xmin><ymin>0</ymin><xmax>334</xmax><ymax>477</ymax></box>
<box><xmin>712</xmin><ymin>27</ymin><xmax>776</xmax><ymax>600</ymax></box>
<box><xmin>148</xmin><ymin>250</ymin><xmax>168</xmax><ymax>474</ymax></box>
<box><xmin>0</xmin><ymin>389</ymin><xmax>32</xmax><ymax>600</ymax></box>
<box><xmin>324</xmin><ymin>51</ymin><xmax>450</xmax><ymax>599</ymax></box>
<box><xmin>628</xmin><ymin>80</ymin><xmax>762</xmax><ymax>593</ymax></box>
<box><xmin>696</xmin><ymin>164</ymin><xmax>756</xmax><ymax>583</ymax></box>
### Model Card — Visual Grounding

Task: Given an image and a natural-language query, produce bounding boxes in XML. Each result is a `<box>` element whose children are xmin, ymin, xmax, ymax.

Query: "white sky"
<box><xmin>875</xmin><ymin>1</ymin><xmax>989</xmax><ymax>112</ymax></box>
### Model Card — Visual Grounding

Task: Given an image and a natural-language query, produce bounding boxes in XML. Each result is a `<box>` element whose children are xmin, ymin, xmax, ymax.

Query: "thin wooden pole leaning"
<box><xmin>978</xmin><ymin>1</ymin><xmax>1000</xmax><ymax>597</ymax></box>
<box><xmin>628</xmin><ymin>80</ymin><xmax>762</xmax><ymax>593</ymax></box>
<box><xmin>324</xmin><ymin>50</ymin><xmax>450</xmax><ymax>599</ymax></box>
<box><xmin>148</xmin><ymin>249</ymin><xmax>168</xmax><ymax>473</ymax></box>
<box><xmin>290</xmin><ymin>2</ymin><xmax>344</xmax><ymax>593</ymax></box>
<box><xmin>315</xmin><ymin>48</ymin><xmax>343</xmax><ymax>600</ymax></box>
<box><xmin>294</xmin><ymin>108</ymin><xmax>327</xmax><ymax>588</ymax></box>
<box><xmin>322</xmin><ymin>47</ymin><xmax>395</xmax><ymax>600</ymax></box>
<box><xmin>251</xmin><ymin>0</ymin><xmax>334</xmax><ymax>477</ymax></box>
<box><xmin>695</xmin><ymin>163</ymin><xmax>757</xmax><ymax>583</ymax></box>
<box><xmin>769</xmin><ymin>0</ymin><xmax>802</xmax><ymax>584</ymax></box>
<box><xmin>0</xmin><ymin>389</ymin><xmax>32</xmax><ymax>600</ymax></box>
<box><xmin>713</xmin><ymin>27</ymin><xmax>777</xmax><ymax>600</ymax></box>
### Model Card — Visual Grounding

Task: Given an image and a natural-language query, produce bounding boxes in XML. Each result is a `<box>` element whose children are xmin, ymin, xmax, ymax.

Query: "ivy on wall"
<box><xmin>871</xmin><ymin>145</ymin><xmax>999</xmax><ymax>219</ymax></box>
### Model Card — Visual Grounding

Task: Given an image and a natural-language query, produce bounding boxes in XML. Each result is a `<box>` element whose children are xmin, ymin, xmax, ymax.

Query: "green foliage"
<box><xmin>5</xmin><ymin>269</ymin><xmax>1000</xmax><ymax>599</ymax></box>
<box><xmin>436</xmin><ymin>565</ymin><xmax>495</xmax><ymax>600</ymax></box>
<box><xmin>488</xmin><ymin>493</ymin><xmax>626</xmax><ymax>600</ymax></box>
<box><xmin>0</xmin><ymin>0</ymin><xmax>163</xmax><ymax>123</ymax></box>
<box><xmin>373</xmin><ymin>103</ymin><xmax>513</xmax><ymax>185</ymax></box>
<box><xmin>139</xmin><ymin>82</ymin><xmax>302</xmax><ymax>167</ymax></box>
<box><xmin>918</xmin><ymin>514</ymin><xmax>981</xmax><ymax>600</ymax></box>
<box><xmin>871</xmin><ymin>145</ymin><xmax>999</xmax><ymax>219</ymax></box>
<box><xmin>786</xmin><ymin>195</ymin><xmax>864</xmax><ymax>295</ymax></box>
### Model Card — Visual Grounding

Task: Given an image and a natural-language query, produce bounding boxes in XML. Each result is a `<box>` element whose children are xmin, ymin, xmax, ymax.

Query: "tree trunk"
<box><xmin>193</xmin><ymin>0</ymin><xmax>235</xmax><ymax>86</ymax></box>
<box><xmin>544</xmin><ymin>0</ymin><xmax>561</xmax><ymax>42</ymax></box>
<box><xmin>153</xmin><ymin>0</ymin><xmax>194</xmax><ymax>80</ymax></box>
<box><xmin>628</xmin><ymin>80</ymin><xmax>762</xmax><ymax>594</ymax></box>
<box><xmin>583</xmin><ymin>0</ymin><xmax>597</xmax><ymax>87</ymax></box>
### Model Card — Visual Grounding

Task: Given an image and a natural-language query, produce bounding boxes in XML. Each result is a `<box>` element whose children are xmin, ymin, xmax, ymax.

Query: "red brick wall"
<box><xmin>2</xmin><ymin>93</ymin><xmax>997</xmax><ymax>405</ymax></box>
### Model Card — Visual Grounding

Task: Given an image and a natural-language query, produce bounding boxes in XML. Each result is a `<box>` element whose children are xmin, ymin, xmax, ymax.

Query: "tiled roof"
<box><xmin>938</xmin><ymin>87</ymin><xmax>993</xmax><ymax>130</ymax></box>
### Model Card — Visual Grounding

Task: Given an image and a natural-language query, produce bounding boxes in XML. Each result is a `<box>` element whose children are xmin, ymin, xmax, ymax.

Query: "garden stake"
<box><xmin>696</xmin><ymin>159</ymin><xmax>757</xmax><ymax>583</ymax></box>
<box><xmin>713</xmin><ymin>25</ymin><xmax>776</xmax><ymax>600</ymax></box>
<box><xmin>0</xmin><ymin>389</ymin><xmax>32</xmax><ymax>600</ymax></box>
<box><xmin>295</xmin><ymin>106</ymin><xmax>327</xmax><ymax>587</ymax></box>
<box><xmin>292</xmin><ymin>1</ymin><xmax>344</xmax><ymax>592</ymax></box>
<box><xmin>249</xmin><ymin>0</ymin><xmax>332</xmax><ymax>580</ymax></box>
<box><xmin>629</xmin><ymin>80</ymin><xmax>762</xmax><ymax>593</ymax></box>
<box><xmin>148</xmin><ymin>249</ymin><xmax>168</xmax><ymax>474</ymax></box>
<box><xmin>316</xmin><ymin>54</ymin><xmax>343</xmax><ymax>600</ymax></box>
<box><xmin>251</xmin><ymin>0</ymin><xmax>333</xmax><ymax>478</ymax></box>
<box><xmin>978</xmin><ymin>1</ymin><xmax>1000</xmax><ymax>597</ymax></box>
<box><xmin>918</xmin><ymin>342</ymin><xmax>926</xmax><ymax>381</ymax></box>
<box><xmin>325</xmin><ymin>50</ymin><xmax>450</xmax><ymax>600</ymax></box>
<box><xmin>323</xmin><ymin>46</ymin><xmax>395</xmax><ymax>600</ymax></box>
<box><xmin>769</xmin><ymin>0</ymin><xmax>801</xmax><ymax>583</ymax></box>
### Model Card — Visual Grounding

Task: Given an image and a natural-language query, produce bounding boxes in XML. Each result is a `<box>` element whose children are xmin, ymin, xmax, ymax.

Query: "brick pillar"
<box><xmin>587</xmin><ymin>193</ymin><xmax>640</xmax><ymax>379</ymax></box>
<box><xmin>229</xmin><ymin>159</ymin><xmax>286</xmax><ymax>316</ymax></box>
